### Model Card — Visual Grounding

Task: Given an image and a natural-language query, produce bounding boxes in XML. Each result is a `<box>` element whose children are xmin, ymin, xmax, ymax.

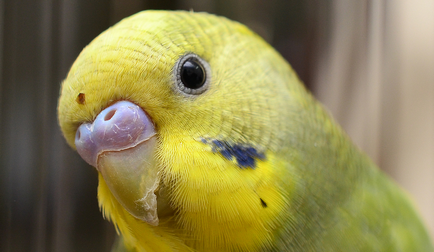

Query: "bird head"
<box><xmin>58</xmin><ymin>10</ymin><xmax>309</xmax><ymax>251</ymax></box>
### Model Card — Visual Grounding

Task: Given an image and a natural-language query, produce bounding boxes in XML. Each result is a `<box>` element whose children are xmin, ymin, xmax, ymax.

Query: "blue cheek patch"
<box><xmin>201</xmin><ymin>138</ymin><xmax>266</xmax><ymax>169</ymax></box>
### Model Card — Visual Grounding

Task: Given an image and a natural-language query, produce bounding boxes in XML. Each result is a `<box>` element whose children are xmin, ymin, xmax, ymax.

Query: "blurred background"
<box><xmin>1</xmin><ymin>0</ymin><xmax>433</xmax><ymax>251</ymax></box>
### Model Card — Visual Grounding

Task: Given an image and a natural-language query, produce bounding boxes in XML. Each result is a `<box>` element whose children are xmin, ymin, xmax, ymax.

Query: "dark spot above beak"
<box><xmin>76</xmin><ymin>93</ymin><xmax>86</xmax><ymax>104</ymax></box>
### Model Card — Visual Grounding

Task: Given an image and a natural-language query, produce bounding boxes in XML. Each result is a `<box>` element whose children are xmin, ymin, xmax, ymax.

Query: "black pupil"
<box><xmin>181</xmin><ymin>59</ymin><xmax>205</xmax><ymax>89</ymax></box>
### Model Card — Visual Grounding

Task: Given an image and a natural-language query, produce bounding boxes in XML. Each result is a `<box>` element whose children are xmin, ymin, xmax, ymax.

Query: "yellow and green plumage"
<box><xmin>58</xmin><ymin>10</ymin><xmax>433</xmax><ymax>251</ymax></box>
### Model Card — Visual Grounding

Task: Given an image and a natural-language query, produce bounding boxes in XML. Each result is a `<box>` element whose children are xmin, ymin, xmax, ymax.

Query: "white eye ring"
<box><xmin>174</xmin><ymin>53</ymin><xmax>211</xmax><ymax>95</ymax></box>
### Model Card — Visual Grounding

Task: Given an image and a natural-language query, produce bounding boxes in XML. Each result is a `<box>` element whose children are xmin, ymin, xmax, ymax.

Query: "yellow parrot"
<box><xmin>57</xmin><ymin>10</ymin><xmax>433</xmax><ymax>251</ymax></box>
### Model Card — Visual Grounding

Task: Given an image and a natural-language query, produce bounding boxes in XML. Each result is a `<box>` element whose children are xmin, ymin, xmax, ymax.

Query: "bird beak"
<box><xmin>75</xmin><ymin>101</ymin><xmax>160</xmax><ymax>226</ymax></box>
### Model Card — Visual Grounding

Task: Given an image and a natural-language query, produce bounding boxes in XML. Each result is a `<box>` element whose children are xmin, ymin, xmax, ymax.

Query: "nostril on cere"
<box><xmin>105</xmin><ymin>110</ymin><xmax>116</xmax><ymax>121</ymax></box>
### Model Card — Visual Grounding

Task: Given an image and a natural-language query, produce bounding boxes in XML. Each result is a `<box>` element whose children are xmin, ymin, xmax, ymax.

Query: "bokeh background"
<box><xmin>1</xmin><ymin>0</ymin><xmax>433</xmax><ymax>251</ymax></box>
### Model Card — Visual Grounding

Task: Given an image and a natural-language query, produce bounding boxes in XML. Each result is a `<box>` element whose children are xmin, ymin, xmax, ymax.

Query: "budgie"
<box><xmin>57</xmin><ymin>10</ymin><xmax>433</xmax><ymax>251</ymax></box>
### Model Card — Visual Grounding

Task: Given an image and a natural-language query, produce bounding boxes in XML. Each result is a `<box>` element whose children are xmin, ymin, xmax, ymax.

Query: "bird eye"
<box><xmin>175</xmin><ymin>53</ymin><xmax>210</xmax><ymax>95</ymax></box>
<box><xmin>181</xmin><ymin>59</ymin><xmax>205</xmax><ymax>89</ymax></box>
